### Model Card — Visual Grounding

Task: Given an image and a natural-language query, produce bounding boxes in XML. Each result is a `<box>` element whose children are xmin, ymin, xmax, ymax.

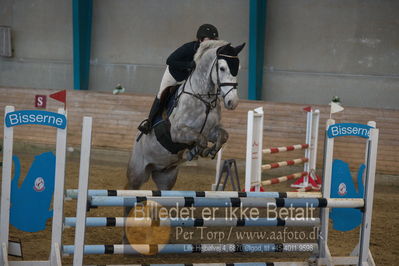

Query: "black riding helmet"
<box><xmin>196</xmin><ymin>24</ymin><xmax>219</xmax><ymax>41</ymax></box>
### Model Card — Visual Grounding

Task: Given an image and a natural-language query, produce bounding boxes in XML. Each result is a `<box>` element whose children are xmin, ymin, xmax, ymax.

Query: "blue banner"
<box><xmin>5</xmin><ymin>110</ymin><xmax>67</xmax><ymax>129</ymax></box>
<box><xmin>10</xmin><ymin>152</ymin><xmax>56</xmax><ymax>232</ymax></box>
<box><xmin>330</xmin><ymin>159</ymin><xmax>364</xmax><ymax>231</ymax></box>
<box><xmin>327</xmin><ymin>123</ymin><xmax>373</xmax><ymax>139</ymax></box>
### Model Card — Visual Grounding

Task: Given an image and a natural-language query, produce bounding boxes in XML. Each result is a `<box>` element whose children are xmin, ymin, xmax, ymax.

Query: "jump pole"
<box><xmin>49</xmin><ymin>109</ymin><xmax>68</xmax><ymax>266</ymax></box>
<box><xmin>72</xmin><ymin>117</ymin><xmax>92</xmax><ymax>266</ymax></box>
<box><xmin>66</xmin><ymin>189</ymin><xmax>322</xmax><ymax>199</ymax></box>
<box><xmin>259</xmin><ymin>172</ymin><xmax>308</xmax><ymax>186</ymax></box>
<box><xmin>0</xmin><ymin>106</ymin><xmax>14</xmax><ymax>266</ymax></box>
<box><xmin>349</xmin><ymin>121</ymin><xmax>378</xmax><ymax>265</ymax></box>
<box><xmin>211</xmin><ymin>147</ymin><xmax>223</xmax><ymax>190</ymax></box>
<box><xmin>85</xmin><ymin>196</ymin><xmax>364</xmax><ymax>208</ymax></box>
<box><xmin>64</xmin><ymin>217</ymin><xmax>321</xmax><ymax>227</ymax></box>
<box><xmin>63</xmin><ymin>243</ymin><xmax>319</xmax><ymax>255</ymax></box>
<box><xmin>245</xmin><ymin>107</ymin><xmax>264</xmax><ymax>192</ymax></box>
<box><xmin>358</xmin><ymin>123</ymin><xmax>378</xmax><ymax>265</ymax></box>
<box><xmin>318</xmin><ymin>119</ymin><xmax>334</xmax><ymax>264</ymax></box>
<box><xmin>77</xmin><ymin>263</ymin><xmax>309</xmax><ymax>266</ymax></box>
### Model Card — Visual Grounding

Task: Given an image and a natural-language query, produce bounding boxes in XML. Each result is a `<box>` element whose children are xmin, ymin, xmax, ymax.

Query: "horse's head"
<box><xmin>193</xmin><ymin>40</ymin><xmax>245</xmax><ymax>110</ymax></box>
<box><xmin>213</xmin><ymin>43</ymin><xmax>245</xmax><ymax>110</ymax></box>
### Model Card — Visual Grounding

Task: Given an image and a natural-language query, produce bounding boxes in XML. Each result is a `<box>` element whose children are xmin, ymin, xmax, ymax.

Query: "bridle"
<box><xmin>177</xmin><ymin>50</ymin><xmax>239</xmax><ymax>134</ymax></box>
<box><xmin>181</xmin><ymin>53</ymin><xmax>238</xmax><ymax>106</ymax></box>
<box><xmin>215</xmin><ymin>53</ymin><xmax>239</xmax><ymax>99</ymax></box>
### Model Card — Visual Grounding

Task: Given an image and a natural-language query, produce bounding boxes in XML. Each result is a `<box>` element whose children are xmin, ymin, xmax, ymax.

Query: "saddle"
<box><xmin>152</xmin><ymin>86</ymin><xmax>179</xmax><ymax>127</ymax></box>
<box><xmin>151</xmin><ymin>86</ymin><xmax>194</xmax><ymax>154</ymax></box>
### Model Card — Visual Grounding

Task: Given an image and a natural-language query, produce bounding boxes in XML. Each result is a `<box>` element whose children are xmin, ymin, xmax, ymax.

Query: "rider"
<box><xmin>138</xmin><ymin>24</ymin><xmax>219</xmax><ymax>134</ymax></box>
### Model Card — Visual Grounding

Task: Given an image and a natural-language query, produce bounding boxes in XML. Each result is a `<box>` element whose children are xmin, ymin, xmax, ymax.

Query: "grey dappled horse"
<box><xmin>127</xmin><ymin>40</ymin><xmax>245</xmax><ymax>190</ymax></box>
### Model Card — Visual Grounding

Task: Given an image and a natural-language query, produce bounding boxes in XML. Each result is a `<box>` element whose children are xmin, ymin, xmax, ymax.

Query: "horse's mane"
<box><xmin>194</xmin><ymin>40</ymin><xmax>229</xmax><ymax>64</ymax></box>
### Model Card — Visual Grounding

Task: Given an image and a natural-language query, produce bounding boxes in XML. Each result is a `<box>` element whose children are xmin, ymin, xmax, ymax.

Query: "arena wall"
<box><xmin>0</xmin><ymin>87</ymin><xmax>398</xmax><ymax>176</ymax></box>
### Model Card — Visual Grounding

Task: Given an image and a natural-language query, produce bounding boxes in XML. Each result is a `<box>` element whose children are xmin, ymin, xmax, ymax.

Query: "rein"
<box><xmin>176</xmin><ymin>51</ymin><xmax>238</xmax><ymax>134</ymax></box>
<box><xmin>178</xmin><ymin>79</ymin><xmax>214</xmax><ymax>134</ymax></box>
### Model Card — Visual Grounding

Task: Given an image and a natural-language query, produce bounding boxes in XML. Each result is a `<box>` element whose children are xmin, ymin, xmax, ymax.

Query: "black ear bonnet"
<box><xmin>217</xmin><ymin>45</ymin><xmax>240</xmax><ymax>76</ymax></box>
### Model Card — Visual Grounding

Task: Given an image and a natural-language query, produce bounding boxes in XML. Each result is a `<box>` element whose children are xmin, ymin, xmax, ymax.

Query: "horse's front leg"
<box><xmin>203</xmin><ymin>126</ymin><xmax>229</xmax><ymax>158</ymax></box>
<box><xmin>171</xmin><ymin>125</ymin><xmax>208</xmax><ymax>160</ymax></box>
<box><xmin>185</xmin><ymin>134</ymin><xmax>209</xmax><ymax>161</ymax></box>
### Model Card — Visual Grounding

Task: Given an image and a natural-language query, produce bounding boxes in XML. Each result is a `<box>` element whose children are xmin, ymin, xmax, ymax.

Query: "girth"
<box><xmin>153</xmin><ymin>119</ymin><xmax>194</xmax><ymax>154</ymax></box>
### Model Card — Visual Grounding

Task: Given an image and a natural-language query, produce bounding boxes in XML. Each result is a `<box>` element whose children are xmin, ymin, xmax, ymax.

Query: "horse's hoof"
<box><xmin>201</xmin><ymin>149</ymin><xmax>211</xmax><ymax>157</ymax></box>
<box><xmin>186</xmin><ymin>151</ymin><xmax>197</xmax><ymax>161</ymax></box>
<box><xmin>186</xmin><ymin>153</ymin><xmax>193</xmax><ymax>161</ymax></box>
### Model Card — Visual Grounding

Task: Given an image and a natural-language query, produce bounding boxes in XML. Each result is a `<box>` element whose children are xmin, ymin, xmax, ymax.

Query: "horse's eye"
<box><xmin>220</xmin><ymin>67</ymin><xmax>226</xmax><ymax>72</ymax></box>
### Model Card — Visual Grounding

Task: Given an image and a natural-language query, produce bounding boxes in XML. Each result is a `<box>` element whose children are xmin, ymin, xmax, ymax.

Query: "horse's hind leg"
<box><xmin>123</xmin><ymin>160</ymin><xmax>151</xmax><ymax>244</ymax></box>
<box><xmin>152</xmin><ymin>166</ymin><xmax>178</xmax><ymax>190</ymax></box>
<box><xmin>125</xmin><ymin>153</ymin><xmax>151</xmax><ymax>217</ymax></box>
<box><xmin>126</xmin><ymin>142</ymin><xmax>152</xmax><ymax>190</ymax></box>
<box><xmin>126</xmin><ymin>163</ymin><xmax>151</xmax><ymax>190</ymax></box>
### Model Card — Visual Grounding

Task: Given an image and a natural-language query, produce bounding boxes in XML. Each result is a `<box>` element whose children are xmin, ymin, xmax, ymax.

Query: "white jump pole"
<box><xmin>310</xmin><ymin>110</ymin><xmax>320</xmax><ymax>178</ymax></box>
<box><xmin>358</xmin><ymin>125</ymin><xmax>378</xmax><ymax>265</ymax></box>
<box><xmin>49</xmin><ymin>108</ymin><xmax>68</xmax><ymax>266</ymax></box>
<box><xmin>245</xmin><ymin>110</ymin><xmax>255</xmax><ymax>192</ymax></box>
<box><xmin>303</xmin><ymin>109</ymin><xmax>313</xmax><ymax>187</ymax></box>
<box><xmin>245</xmin><ymin>107</ymin><xmax>263</xmax><ymax>192</ymax></box>
<box><xmin>73</xmin><ymin>117</ymin><xmax>93</xmax><ymax>266</ymax></box>
<box><xmin>212</xmin><ymin>148</ymin><xmax>223</xmax><ymax>191</ymax></box>
<box><xmin>318</xmin><ymin>119</ymin><xmax>335</xmax><ymax>263</ymax></box>
<box><xmin>0</xmin><ymin>106</ymin><xmax>15</xmax><ymax>266</ymax></box>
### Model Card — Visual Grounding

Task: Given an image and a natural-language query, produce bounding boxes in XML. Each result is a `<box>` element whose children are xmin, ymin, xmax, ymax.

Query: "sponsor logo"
<box><xmin>33</xmin><ymin>177</ymin><xmax>45</xmax><ymax>192</ymax></box>
<box><xmin>338</xmin><ymin>182</ymin><xmax>347</xmax><ymax>196</ymax></box>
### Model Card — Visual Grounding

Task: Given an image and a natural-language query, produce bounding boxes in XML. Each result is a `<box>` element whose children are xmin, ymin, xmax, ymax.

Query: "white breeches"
<box><xmin>157</xmin><ymin>66</ymin><xmax>183</xmax><ymax>99</ymax></box>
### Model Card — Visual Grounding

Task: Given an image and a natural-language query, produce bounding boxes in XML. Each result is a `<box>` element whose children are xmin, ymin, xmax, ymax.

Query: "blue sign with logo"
<box><xmin>10</xmin><ymin>152</ymin><xmax>56</xmax><ymax>232</ymax></box>
<box><xmin>5</xmin><ymin>110</ymin><xmax>67</xmax><ymax>129</ymax></box>
<box><xmin>327</xmin><ymin>123</ymin><xmax>373</xmax><ymax>139</ymax></box>
<box><xmin>330</xmin><ymin>159</ymin><xmax>364</xmax><ymax>231</ymax></box>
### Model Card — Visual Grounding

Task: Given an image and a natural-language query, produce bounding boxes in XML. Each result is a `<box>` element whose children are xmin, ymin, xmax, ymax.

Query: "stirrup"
<box><xmin>138</xmin><ymin>119</ymin><xmax>151</xmax><ymax>134</ymax></box>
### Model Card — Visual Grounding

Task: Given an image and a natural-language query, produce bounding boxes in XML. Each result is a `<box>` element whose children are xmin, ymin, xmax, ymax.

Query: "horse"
<box><xmin>127</xmin><ymin>40</ymin><xmax>245</xmax><ymax>191</ymax></box>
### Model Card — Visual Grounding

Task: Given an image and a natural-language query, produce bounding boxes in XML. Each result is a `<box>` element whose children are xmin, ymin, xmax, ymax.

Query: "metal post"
<box><xmin>73</xmin><ymin>0</ymin><xmax>93</xmax><ymax>90</ymax></box>
<box><xmin>248</xmin><ymin>0</ymin><xmax>267</xmax><ymax>100</ymax></box>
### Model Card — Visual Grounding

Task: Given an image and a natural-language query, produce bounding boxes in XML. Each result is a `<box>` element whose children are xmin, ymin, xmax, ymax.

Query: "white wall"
<box><xmin>263</xmin><ymin>0</ymin><xmax>399</xmax><ymax>108</ymax></box>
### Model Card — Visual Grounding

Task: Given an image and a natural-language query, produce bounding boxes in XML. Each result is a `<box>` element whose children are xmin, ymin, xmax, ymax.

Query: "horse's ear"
<box><xmin>217</xmin><ymin>43</ymin><xmax>231</xmax><ymax>54</ymax></box>
<box><xmin>234</xmin><ymin>43</ymin><xmax>246</xmax><ymax>54</ymax></box>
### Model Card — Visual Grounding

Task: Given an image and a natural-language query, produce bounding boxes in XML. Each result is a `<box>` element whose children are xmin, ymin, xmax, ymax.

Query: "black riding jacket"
<box><xmin>166</xmin><ymin>41</ymin><xmax>200</xmax><ymax>82</ymax></box>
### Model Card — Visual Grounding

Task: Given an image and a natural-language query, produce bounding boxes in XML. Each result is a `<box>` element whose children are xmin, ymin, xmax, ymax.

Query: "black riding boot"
<box><xmin>138</xmin><ymin>97</ymin><xmax>161</xmax><ymax>134</ymax></box>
